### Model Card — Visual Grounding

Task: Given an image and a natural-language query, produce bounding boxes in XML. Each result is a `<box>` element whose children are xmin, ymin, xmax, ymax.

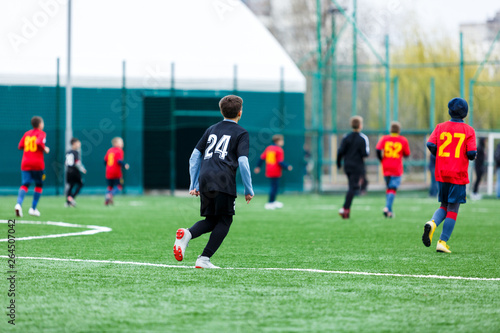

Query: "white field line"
<box><xmin>1</xmin><ymin>255</ymin><xmax>499</xmax><ymax>281</ymax></box>
<box><xmin>0</xmin><ymin>220</ymin><xmax>112</xmax><ymax>241</ymax></box>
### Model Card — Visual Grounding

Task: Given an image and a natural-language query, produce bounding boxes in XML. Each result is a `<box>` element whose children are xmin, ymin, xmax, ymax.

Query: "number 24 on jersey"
<box><xmin>205</xmin><ymin>135</ymin><xmax>231</xmax><ymax>160</ymax></box>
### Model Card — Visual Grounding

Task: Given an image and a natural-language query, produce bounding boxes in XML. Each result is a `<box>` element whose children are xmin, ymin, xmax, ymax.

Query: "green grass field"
<box><xmin>1</xmin><ymin>193</ymin><xmax>499</xmax><ymax>332</ymax></box>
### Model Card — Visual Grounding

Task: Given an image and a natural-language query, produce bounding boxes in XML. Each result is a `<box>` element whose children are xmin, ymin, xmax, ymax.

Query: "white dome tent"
<box><xmin>0</xmin><ymin>0</ymin><xmax>305</xmax><ymax>92</ymax></box>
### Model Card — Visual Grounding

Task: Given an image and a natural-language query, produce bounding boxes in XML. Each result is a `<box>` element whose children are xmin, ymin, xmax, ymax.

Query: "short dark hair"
<box><xmin>70</xmin><ymin>137</ymin><xmax>80</xmax><ymax>145</ymax></box>
<box><xmin>31</xmin><ymin>116</ymin><xmax>43</xmax><ymax>128</ymax></box>
<box><xmin>272</xmin><ymin>134</ymin><xmax>284</xmax><ymax>143</ymax></box>
<box><xmin>390</xmin><ymin>121</ymin><xmax>401</xmax><ymax>134</ymax></box>
<box><xmin>219</xmin><ymin>95</ymin><xmax>243</xmax><ymax>119</ymax></box>
<box><xmin>350</xmin><ymin>116</ymin><xmax>363</xmax><ymax>130</ymax></box>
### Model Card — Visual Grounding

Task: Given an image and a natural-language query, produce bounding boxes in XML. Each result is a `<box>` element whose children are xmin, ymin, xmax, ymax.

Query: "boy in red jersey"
<box><xmin>104</xmin><ymin>137</ymin><xmax>129</xmax><ymax>206</ymax></box>
<box><xmin>254</xmin><ymin>134</ymin><xmax>292</xmax><ymax>210</ymax></box>
<box><xmin>15</xmin><ymin>116</ymin><xmax>50</xmax><ymax>217</ymax></box>
<box><xmin>422</xmin><ymin>98</ymin><xmax>476</xmax><ymax>253</ymax></box>
<box><xmin>375</xmin><ymin>122</ymin><xmax>411</xmax><ymax>218</ymax></box>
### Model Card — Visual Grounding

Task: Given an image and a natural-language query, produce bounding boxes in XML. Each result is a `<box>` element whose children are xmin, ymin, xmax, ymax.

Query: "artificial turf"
<box><xmin>0</xmin><ymin>193</ymin><xmax>499</xmax><ymax>332</ymax></box>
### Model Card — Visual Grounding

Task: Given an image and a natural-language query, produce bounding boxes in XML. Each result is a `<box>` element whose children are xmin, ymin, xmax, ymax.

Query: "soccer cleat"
<box><xmin>422</xmin><ymin>220</ymin><xmax>437</xmax><ymax>247</ymax></box>
<box><xmin>436</xmin><ymin>240</ymin><xmax>451</xmax><ymax>253</ymax></box>
<box><xmin>338</xmin><ymin>208</ymin><xmax>350</xmax><ymax>219</ymax></box>
<box><xmin>273</xmin><ymin>201</ymin><xmax>284</xmax><ymax>209</ymax></box>
<box><xmin>67</xmin><ymin>196</ymin><xmax>76</xmax><ymax>207</ymax></box>
<box><xmin>15</xmin><ymin>204</ymin><xmax>23</xmax><ymax>217</ymax></box>
<box><xmin>264</xmin><ymin>202</ymin><xmax>276</xmax><ymax>210</ymax></box>
<box><xmin>173</xmin><ymin>228</ymin><xmax>192</xmax><ymax>261</ymax></box>
<box><xmin>28</xmin><ymin>208</ymin><xmax>41</xmax><ymax>217</ymax></box>
<box><xmin>195</xmin><ymin>255</ymin><xmax>220</xmax><ymax>269</ymax></box>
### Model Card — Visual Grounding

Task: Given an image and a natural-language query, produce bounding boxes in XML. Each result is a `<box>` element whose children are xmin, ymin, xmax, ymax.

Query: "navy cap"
<box><xmin>448</xmin><ymin>97</ymin><xmax>468</xmax><ymax>119</ymax></box>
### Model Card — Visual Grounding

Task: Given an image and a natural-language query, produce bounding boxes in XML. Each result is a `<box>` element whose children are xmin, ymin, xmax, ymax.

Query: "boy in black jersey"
<box><xmin>173</xmin><ymin>95</ymin><xmax>254</xmax><ymax>268</ymax></box>
<box><xmin>65</xmin><ymin>138</ymin><xmax>87</xmax><ymax>207</ymax></box>
<box><xmin>337</xmin><ymin>116</ymin><xmax>370</xmax><ymax>219</ymax></box>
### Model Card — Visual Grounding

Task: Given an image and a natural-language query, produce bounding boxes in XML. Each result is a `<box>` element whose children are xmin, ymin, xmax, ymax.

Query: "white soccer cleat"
<box><xmin>15</xmin><ymin>204</ymin><xmax>23</xmax><ymax>217</ymax></box>
<box><xmin>28</xmin><ymin>208</ymin><xmax>41</xmax><ymax>217</ymax></box>
<box><xmin>173</xmin><ymin>228</ymin><xmax>192</xmax><ymax>261</ymax></box>
<box><xmin>195</xmin><ymin>255</ymin><xmax>220</xmax><ymax>269</ymax></box>
<box><xmin>265</xmin><ymin>202</ymin><xmax>276</xmax><ymax>210</ymax></box>
<box><xmin>273</xmin><ymin>201</ymin><xmax>284</xmax><ymax>209</ymax></box>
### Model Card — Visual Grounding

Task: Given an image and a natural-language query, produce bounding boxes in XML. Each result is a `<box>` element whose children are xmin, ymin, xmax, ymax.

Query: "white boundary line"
<box><xmin>2</xmin><ymin>255</ymin><xmax>499</xmax><ymax>281</ymax></box>
<box><xmin>0</xmin><ymin>220</ymin><xmax>112</xmax><ymax>241</ymax></box>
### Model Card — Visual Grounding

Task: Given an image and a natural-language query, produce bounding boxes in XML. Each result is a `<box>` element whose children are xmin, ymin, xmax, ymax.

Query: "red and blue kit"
<box><xmin>261</xmin><ymin>145</ymin><xmax>285</xmax><ymax>178</ymax></box>
<box><xmin>104</xmin><ymin>147</ymin><xmax>125</xmax><ymax>179</ymax></box>
<box><xmin>18</xmin><ymin>128</ymin><xmax>47</xmax><ymax>171</ymax></box>
<box><xmin>428</xmin><ymin>120</ymin><xmax>476</xmax><ymax>185</ymax></box>
<box><xmin>376</xmin><ymin>134</ymin><xmax>410</xmax><ymax>177</ymax></box>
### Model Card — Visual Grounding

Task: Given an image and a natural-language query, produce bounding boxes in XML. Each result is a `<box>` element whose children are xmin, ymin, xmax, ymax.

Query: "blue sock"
<box><xmin>386</xmin><ymin>193</ymin><xmax>395</xmax><ymax>212</ymax></box>
<box><xmin>431</xmin><ymin>207</ymin><xmax>447</xmax><ymax>227</ymax></box>
<box><xmin>32</xmin><ymin>188</ymin><xmax>42</xmax><ymax>209</ymax></box>
<box><xmin>112</xmin><ymin>186</ymin><xmax>120</xmax><ymax>196</ymax></box>
<box><xmin>105</xmin><ymin>187</ymin><xmax>113</xmax><ymax>199</ymax></box>
<box><xmin>17</xmin><ymin>187</ymin><xmax>27</xmax><ymax>205</ymax></box>
<box><xmin>440</xmin><ymin>217</ymin><xmax>456</xmax><ymax>242</ymax></box>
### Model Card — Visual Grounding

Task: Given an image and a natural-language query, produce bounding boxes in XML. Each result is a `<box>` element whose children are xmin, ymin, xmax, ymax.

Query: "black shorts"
<box><xmin>66</xmin><ymin>170</ymin><xmax>82</xmax><ymax>184</ymax></box>
<box><xmin>200</xmin><ymin>191</ymin><xmax>236</xmax><ymax>217</ymax></box>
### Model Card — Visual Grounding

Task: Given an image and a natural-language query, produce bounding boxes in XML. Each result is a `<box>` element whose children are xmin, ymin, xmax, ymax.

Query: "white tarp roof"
<box><xmin>0</xmin><ymin>0</ymin><xmax>305</xmax><ymax>92</ymax></box>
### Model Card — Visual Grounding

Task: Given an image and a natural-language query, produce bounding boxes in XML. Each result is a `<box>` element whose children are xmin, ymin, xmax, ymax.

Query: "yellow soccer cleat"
<box><xmin>436</xmin><ymin>240</ymin><xmax>451</xmax><ymax>253</ymax></box>
<box><xmin>422</xmin><ymin>220</ymin><xmax>436</xmax><ymax>247</ymax></box>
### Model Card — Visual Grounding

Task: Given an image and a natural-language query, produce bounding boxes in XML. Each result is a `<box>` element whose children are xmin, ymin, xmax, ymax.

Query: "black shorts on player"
<box><xmin>200</xmin><ymin>191</ymin><xmax>236</xmax><ymax>216</ymax></box>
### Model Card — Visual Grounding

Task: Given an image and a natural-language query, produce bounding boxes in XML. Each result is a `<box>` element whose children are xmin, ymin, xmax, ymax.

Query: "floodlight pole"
<box><xmin>65</xmin><ymin>0</ymin><xmax>73</xmax><ymax>151</ymax></box>
<box><xmin>64</xmin><ymin>0</ymin><xmax>73</xmax><ymax>194</ymax></box>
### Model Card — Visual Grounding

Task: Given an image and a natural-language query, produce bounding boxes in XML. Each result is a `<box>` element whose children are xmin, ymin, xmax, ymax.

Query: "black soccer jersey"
<box><xmin>65</xmin><ymin>149</ymin><xmax>81</xmax><ymax>174</ymax></box>
<box><xmin>195</xmin><ymin>120</ymin><xmax>249</xmax><ymax>196</ymax></box>
<box><xmin>337</xmin><ymin>131</ymin><xmax>370</xmax><ymax>174</ymax></box>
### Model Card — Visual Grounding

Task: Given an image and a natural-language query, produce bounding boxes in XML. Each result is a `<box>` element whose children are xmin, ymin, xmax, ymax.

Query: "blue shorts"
<box><xmin>384</xmin><ymin>176</ymin><xmax>401</xmax><ymax>190</ymax></box>
<box><xmin>21</xmin><ymin>170</ymin><xmax>45</xmax><ymax>187</ymax></box>
<box><xmin>438</xmin><ymin>182</ymin><xmax>466</xmax><ymax>204</ymax></box>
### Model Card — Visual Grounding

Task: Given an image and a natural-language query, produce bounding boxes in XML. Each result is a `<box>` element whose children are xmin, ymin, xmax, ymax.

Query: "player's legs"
<box><xmin>17</xmin><ymin>171</ymin><xmax>32</xmax><ymax>206</ymax></box>
<box><xmin>343</xmin><ymin>171</ymin><xmax>361</xmax><ymax>210</ymax></box>
<box><xmin>269</xmin><ymin>177</ymin><xmax>279</xmax><ymax>203</ymax></box>
<box><xmin>105</xmin><ymin>179</ymin><xmax>119</xmax><ymax>205</ymax></box>
<box><xmin>195</xmin><ymin>192</ymin><xmax>235</xmax><ymax>267</ymax></box>
<box><xmin>71</xmin><ymin>178</ymin><xmax>84</xmax><ymax>199</ymax></box>
<box><xmin>440</xmin><ymin>203</ymin><xmax>459</xmax><ymax>242</ymax></box>
<box><xmin>431</xmin><ymin>204</ymin><xmax>448</xmax><ymax>227</ymax></box>
<box><xmin>384</xmin><ymin>176</ymin><xmax>400</xmax><ymax>216</ymax></box>
<box><xmin>188</xmin><ymin>216</ymin><xmax>218</xmax><ymax>238</ymax></box>
<box><xmin>31</xmin><ymin>171</ymin><xmax>44</xmax><ymax>210</ymax></box>
<box><xmin>200</xmin><ymin>215</ymin><xmax>233</xmax><ymax>258</ymax></box>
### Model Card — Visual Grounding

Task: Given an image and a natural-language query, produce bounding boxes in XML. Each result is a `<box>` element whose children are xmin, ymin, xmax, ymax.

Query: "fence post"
<box><xmin>468</xmin><ymin>79</ymin><xmax>474</xmax><ymax>127</ymax></box>
<box><xmin>392</xmin><ymin>76</ymin><xmax>399</xmax><ymax>122</ymax></box>
<box><xmin>121</xmin><ymin>60</ymin><xmax>127</xmax><ymax>194</ymax></box>
<box><xmin>352</xmin><ymin>0</ymin><xmax>357</xmax><ymax>116</ymax></box>
<box><xmin>55</xmin><ymin>58</ymin><xmax>61</xmax><ymax>195</ymax></box>
<box><xmin>170</xmin><ymin>62</ymin><xmax>176</xmax><ymax>195</ymax></box>
<box><xmin>460</xmin><ymin>32</ymin><xmax>465</xmax><ymax>98</ymax></box>
<box><xmin>430</xmin><ymin>77</ymin><xmax>435</xmax><ymax>129</ymax></box>
<box><xmin>233</xmin><ymin>64</ymin><xmax>238</xmax><ymax>94</ymax></box>
<box><xmin>385</xmin><ymin>35</ymin><xmax>390</xmax><ymax>133</ymax></box>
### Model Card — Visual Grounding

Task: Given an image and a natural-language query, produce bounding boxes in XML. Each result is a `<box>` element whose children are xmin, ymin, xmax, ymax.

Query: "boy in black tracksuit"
<box><xmin>337</xmin><ymin>116</ymin><xmax>370</xmax><ymax>219</ymax></box>
<box><xmin>65</xmin><ymin>138</ymin><xmax>87</xmax><ymax>207</ymax></box>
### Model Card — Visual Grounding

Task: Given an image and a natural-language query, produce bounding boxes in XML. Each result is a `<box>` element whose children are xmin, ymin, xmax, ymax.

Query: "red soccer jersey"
<box><xmin>18</xmin><ymin>129</ymin><xmax>46</xmax><ymax>171</ymax></box>
<box><xmin>261</xmin><ymin>145</ymin><xmax>284</xmax><ymax>178</ymax></box>
<box><xmin>104</xmin><ymin>147</ymin><xmax>125</xmax><ymax>179</ymax></box>
<box><xmin>428</xmin><ymin>120</ymin><xmax>476</xmax><ymax>185</ymax></box>
<box><xmin>376</xmin><ymin>134</ymin><xmax>411</xmax><ymax>177</ymax></box>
